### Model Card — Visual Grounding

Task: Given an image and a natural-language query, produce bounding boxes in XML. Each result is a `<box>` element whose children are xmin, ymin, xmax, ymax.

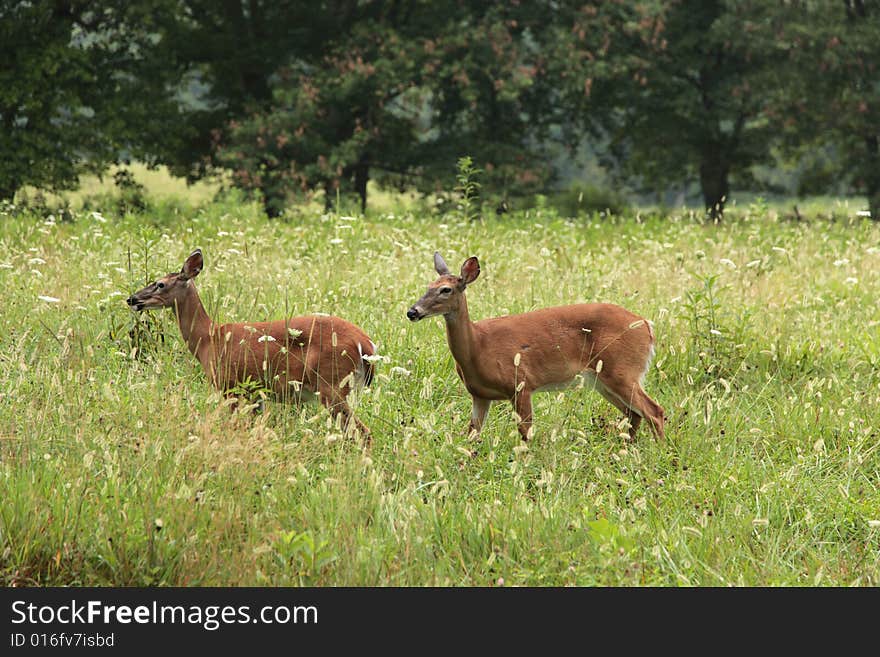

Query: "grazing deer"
<box><xmin>406</xmin><ymin>252</ymin><xmax>665</xmax><ymax>441</ymax></box>
<box><xmin>127</xmin><ymin>249</ymin><xmax>375</xmax><ymax>439</ymax></box>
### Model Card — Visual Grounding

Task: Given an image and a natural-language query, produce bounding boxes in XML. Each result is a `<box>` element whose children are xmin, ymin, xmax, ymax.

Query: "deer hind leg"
<box><xmin>634</xmin><ymin>387</ymin><xmax>665</xmax><ymax>439</ymax></box>
<box><xmin>593</xmin><ymin>383</ymin><xmax>640</xmax><ymax>439</ymax></box>
<box><xmin>468</xmin><ymin>396</ymin><xmax>491</xmax><ymax>438</ymax></box>
<box><xmin>317</xmin><ymin>380</ymin><xmax>371</xmax><ymax>444</ymax></box>
<box><xmin>512</xmin><ymin>391</ymin><xmax>534</xmax><ymax>441</ymax></box>
<box><xmin>594</xmin><ymin>375</ymin><xmax>664</xmax><ymax>440</ymax></box>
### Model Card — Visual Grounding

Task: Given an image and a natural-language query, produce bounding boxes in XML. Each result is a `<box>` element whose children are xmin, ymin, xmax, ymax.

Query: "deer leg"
<box><xmin>318</xmin><ymin>381</ymin><xmax>371</xmax><ymax>444</ymax></box>
<box><xmin>634</xmin><ymin>387</ymin><xmax>665</xmax><ymax>439</ymax></box>
<box><xmin>594</xmin><ymin>384</ymin><xmax>639</xmax><ymax>438</ymax></box>
<box><xmin>468</xmin><ymin>396</ymin><xmax>491</xmax><ymax>438</ymax></box>
<box><xmin>595</xmin><ymin>375</ymin><xmax>664</xmax><ymax>440</ymax></box>
<box><xmin>512</xmin><ymin>391</ymin><xmax>534</xmax><ymax>441</ymax></box>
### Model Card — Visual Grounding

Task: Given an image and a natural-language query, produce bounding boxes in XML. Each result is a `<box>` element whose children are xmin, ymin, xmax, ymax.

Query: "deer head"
<box><xmin>406</xmin><ymin>252</ymin><xmax>480</xmax><ymax>321</ymax></box>
<box><xmin>127</xmin><ymin>249</ymin><xmax>203</xmax><ymax>312</ymax></box>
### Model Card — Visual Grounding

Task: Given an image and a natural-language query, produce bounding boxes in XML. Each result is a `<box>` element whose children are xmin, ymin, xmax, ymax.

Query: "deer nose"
<box><xmin>406</xmin><ymin>307</ymin><xmax>420</xmax><ymax>321</ymax></box>
<box><xmin>126</xmin><ymin>295</ymin><xmax>136</xmax><ymax>306</ymax></box>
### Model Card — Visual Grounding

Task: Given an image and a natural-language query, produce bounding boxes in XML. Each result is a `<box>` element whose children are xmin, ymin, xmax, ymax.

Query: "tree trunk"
<box><xmin>354</xmin><ymin>161</ymin><xmax>369</xmax><ymax>214</ymax></box>
<box><xmin>699</xmin><ymin>149</ymin><xmax>730</xmax><ymax>220</ymax></box>
<box><xmin>261</xmin><ymin>191</ymin><xmax>282</xmax><ymax>218</ymax></box>
<box><xmin>866</xmin><ymin>134</ymin><xmax>880</xmax><ymax>221</ymax></box>
<box><xmin>324</xmin><ymin>181</ymin><xmax>335</xmax><ymax>212</ymax></box>
<box><xmin>0</xmin><ymin>181</ymin><xmax>18</xmax><ymax>204</ymax></box>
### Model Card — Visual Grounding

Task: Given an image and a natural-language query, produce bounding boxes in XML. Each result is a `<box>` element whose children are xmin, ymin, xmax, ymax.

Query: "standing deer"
<box><xmin>127</xmin><ymin>249</ymin><xmax>375</xmax><ymax>439</ymax></box>
<box><xmin>406</xmin><ymin>252</ymin><xmax>665</xmax><ymax>441</ymax></box>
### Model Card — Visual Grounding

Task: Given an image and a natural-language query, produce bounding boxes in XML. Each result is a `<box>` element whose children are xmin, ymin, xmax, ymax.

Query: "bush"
<box><xmin>547</xmin><ymin>183</ymin><xmax>630</xmax><ymax>218</ymax></box>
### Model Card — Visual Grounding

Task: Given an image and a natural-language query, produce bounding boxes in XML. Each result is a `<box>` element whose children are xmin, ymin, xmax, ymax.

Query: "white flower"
<box><xmin>257</xmin><ymin>334</ymin><xmax>276</xmax><ymax>342</ymax></box>
<box><xmin>38</xmin><ymin>295</ymin><xmax>60</xmax><ymax>303</ymax></box>
<box><xmin>390</xmin><ymin>366</ymin><xmax>411</xmax><ymax>377</ymax></box>
<box><xmin>28</xmin><ymin>257</ymin><xmax>46</xmax><ymax>266</ymax></box>
<box><xmin>330</xmin><ymin>238</ymin><xmax>344</xmax><ymax>244</ymax></box>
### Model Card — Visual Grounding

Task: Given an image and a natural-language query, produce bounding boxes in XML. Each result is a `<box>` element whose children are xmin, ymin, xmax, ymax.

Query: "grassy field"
<box><xmin>1</xmin><ymin>190</ymin><xmax>879</xmax><ymax>586</ymax></box>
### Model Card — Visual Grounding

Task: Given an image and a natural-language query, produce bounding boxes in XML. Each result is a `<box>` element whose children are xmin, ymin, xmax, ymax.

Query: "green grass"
<box><xmin>1</xmin><ymin>191</ymin><xmax>879</xmax><ymax>586</ymax></box>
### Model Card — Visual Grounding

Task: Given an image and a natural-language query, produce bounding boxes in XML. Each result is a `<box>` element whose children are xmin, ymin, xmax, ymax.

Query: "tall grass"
<box><xmin>1</xmin><ymin>195</ymin><xmax>879</xmax><ymax>585</ymax></box>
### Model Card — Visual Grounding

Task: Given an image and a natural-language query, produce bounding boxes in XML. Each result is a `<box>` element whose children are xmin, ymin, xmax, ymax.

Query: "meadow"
<box><xmin>1</xmin><ymin>184</ymin><xmax>879</xmax><ymax>586</ymax></box>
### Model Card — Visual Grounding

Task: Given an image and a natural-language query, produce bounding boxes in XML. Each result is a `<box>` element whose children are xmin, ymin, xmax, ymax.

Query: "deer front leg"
<box><xmin>468</xmin><ymin>396</ymin><xmax>491</xmax><ymax>438</ymax></box>
<box><xmin>512</xmin><ymin>391</ymin><xmax>533</xmax><ymax>441</ymax></box>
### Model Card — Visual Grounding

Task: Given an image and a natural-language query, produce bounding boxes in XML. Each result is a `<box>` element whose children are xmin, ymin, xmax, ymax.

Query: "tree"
<box><xmin>0</xmin><ymin>0</ymin><xmax>181</xmax><ymax>203</ymax></box>
<box><xmin>559</xmin><ymin>1</ymin><xmax>783</xmax><ymax>218</ymax></box>
<box><xmin>767</xmin><ymin>0</ymin><xmax>880</xmax><ymax>219</ymax></box>
<box><xmin>154</xmin><ymin>0</ymin><xmax>319</xmax><ymax>184</ymax></box>
<box><xmin>212</xmin><ymin>2</ymin><xmax>560</xmax><ymax>215</ymax></box>
<box><xmin>415</xmin><ymin>1</ymin><xmax>559</xmax><ymax>202</ymax></box>
<box><xmin>212</xmin><ymin>6</ymin><xmax>428</xmax><ymax>215</ymax></box>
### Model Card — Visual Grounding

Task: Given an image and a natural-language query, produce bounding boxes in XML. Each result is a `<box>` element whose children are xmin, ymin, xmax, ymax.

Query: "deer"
<box><xmin>406</xmin><ymin>252</ymin><xmax>665</xmax><ymax>442</ymax></box>
<box><xmin>127</xmin><ymin>249</ymin><xmax>375</xmax><ymax>440</ymax></box>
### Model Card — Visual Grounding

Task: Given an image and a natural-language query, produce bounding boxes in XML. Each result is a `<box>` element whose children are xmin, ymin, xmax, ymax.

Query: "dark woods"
<box><xmin>1</xmin><ymin>1</ymin><xmax>878</xmax><ymax>218</ymax></box>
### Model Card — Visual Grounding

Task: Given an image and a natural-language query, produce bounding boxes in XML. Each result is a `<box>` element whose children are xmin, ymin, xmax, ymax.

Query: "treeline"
<box><xmin>1</xmin><ymin>1</ymin><xmax>878</xmax><ymax>218</ymax></box>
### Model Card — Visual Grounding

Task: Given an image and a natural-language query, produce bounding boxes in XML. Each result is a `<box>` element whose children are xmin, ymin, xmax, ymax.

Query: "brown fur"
<box><xmin>128</xmin><ymin>250</ymin><xmax>374</xmax><ymax>439</ymax></box>
<box><xmin>407</xmin><ymin>253</ymin><xmax>665</xmax><ymax>441</ymax></box>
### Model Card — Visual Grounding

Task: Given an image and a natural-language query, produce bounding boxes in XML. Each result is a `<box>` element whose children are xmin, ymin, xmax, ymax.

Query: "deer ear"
<box><xmin>181</xmin><ymin>249</ymin><xmax>203</xmax><ymax>280</ymax></box>
<box><xmin>460</xmin><ymin>256</ymin><xmax>480</xmax><ymax>286</ymax></box>
<box><xmin>434</xmin><ymin>252</ymin><xmax>451</xmax><ymax>276</ymax></box>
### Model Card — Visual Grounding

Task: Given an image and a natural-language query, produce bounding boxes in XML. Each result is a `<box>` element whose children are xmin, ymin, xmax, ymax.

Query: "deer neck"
<box><xmin>443</xmin><ymin>295</ymin><xmax>478</xmax><ymax>372</ymax></box>
<box><xmin>173</xmin><ymin>283</ymin><xmax>214</xmax><ymax>368</ymax></box>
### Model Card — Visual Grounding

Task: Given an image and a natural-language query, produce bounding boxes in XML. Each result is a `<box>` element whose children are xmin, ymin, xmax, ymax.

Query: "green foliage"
<box><xmin>414</xmin><ymin>2</ymin><xmax>558</xmax><ymax>199</ymax></box>
<box><xmin>1</xmin><ymin>190</ymin><xmax>879</xmax><ymax>586</ymax></box>
<box><xmin>0</xmin><ymin>1</ymin><xmax>183</xmax><ymax>202</ymax></box>
<box><xmin>760</xmin><ymin>1</ymin><xmax>880</xmax><ymax>218</ymax></box>
<box><xmin>557</xmin><ymin>0</ymin><xmax>784</xmax><ymax>217</ymax></box>
<box><xmin>4</xmin><ymin>1</ymin><xmax>880</xmax><ymax>221</ymax></box>
<box><xmin>454</xmin><ymin>156</ymin><xmax>483</xmax><ymax>222</ymax></box>
<box><xmin>207</xmin><ymin>3</ymin><xmax>441</xmax><ymax>216</ymax></box>
<box><xmin>200</xmin><ymin>2</ymin><xmax>559</xmax><ymax>215</ymax></box>
<box><xmin>548</xmin><ymin>183</ymin><xmax>630</xmax><ymax>218</ymax></box>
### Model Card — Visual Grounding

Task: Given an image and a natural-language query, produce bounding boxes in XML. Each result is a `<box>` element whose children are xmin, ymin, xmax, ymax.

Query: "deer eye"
<box><xmin>439</xmin><ymin>286</ymin><xmax>452</xmax><ymax>295</ymax></box>
<box><xmin>156</xmin><ymin>282</ymin><xmax>165</xmax><ymax>289</ymax></box>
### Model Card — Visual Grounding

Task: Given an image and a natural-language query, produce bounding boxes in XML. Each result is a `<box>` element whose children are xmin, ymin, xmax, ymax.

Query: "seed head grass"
<box><xmin>1</xmin><ymin>195</ymin><xmax>879</xmax><ymax>585</ymax></box>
